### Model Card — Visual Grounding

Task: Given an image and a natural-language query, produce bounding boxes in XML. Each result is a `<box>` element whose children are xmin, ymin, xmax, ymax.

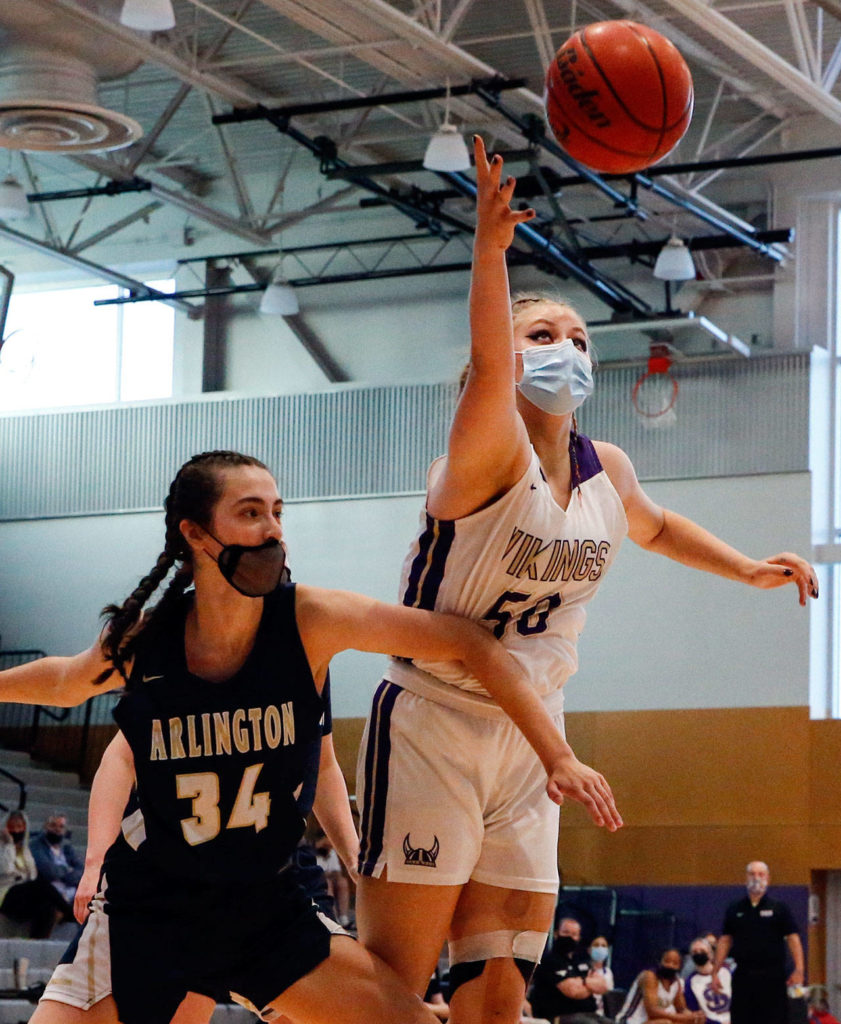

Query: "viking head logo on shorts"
<box><xmin>403</xmin><ymin>833</ymin><xmax>439</xmax><ymax>867</ymax></box>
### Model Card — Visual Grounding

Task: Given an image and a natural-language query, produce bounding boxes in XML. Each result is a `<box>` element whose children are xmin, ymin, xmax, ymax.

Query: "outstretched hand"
<box><xmin>744</xmin><ymin>552</ymin><xmax>818</xmax><ymax>606</ymax></box>
<box><xmin>473</xmin><ymin>135</ymin><xmax>535</xmax><ymax>251</ymax></box>
<box><xmin>546</xmin><ymin>752</ymin><xmax>623</xmax><ymax>831</ymax></box>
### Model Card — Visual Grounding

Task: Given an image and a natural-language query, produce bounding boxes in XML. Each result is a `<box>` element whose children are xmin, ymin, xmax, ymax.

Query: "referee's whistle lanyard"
<box><xmin>205</xmin><ymin>531</ymin><xmax>290</xmax><ymax>597</ymax></box>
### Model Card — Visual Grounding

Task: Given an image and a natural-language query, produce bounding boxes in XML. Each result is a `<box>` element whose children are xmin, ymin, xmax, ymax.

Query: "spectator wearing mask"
<box><xmin>529</xmin><ymin>916</ymin><xmax>611</xmax><ymax>1023</ymax></box>
<box><xmin>616</xmin><ymin>948</ymin><xmax>705</xmax><ymax>1024</ymax></box>
<box><xmin>30</xmin><ymin>813</ymin><xmax>84</xmax><ymax>907</ymax></box>
<box><xmin>0</xmin><ymin>810</ymin><xmax>69</xmax><ymax>938</ymax></box>
<box><xmin>684</xmin><ymin>936</ymin><xmax>731</xmax><ymax>1023</ymax></box>
<box><xmin>712</xmin><ymin>860</ymin><xmax>803</xmax><ymax>1024</ymax></box>
<box><xmin>587</xmin><ymin>936</ymin><xmax>614</xmax><ymax>1017</ymax></box>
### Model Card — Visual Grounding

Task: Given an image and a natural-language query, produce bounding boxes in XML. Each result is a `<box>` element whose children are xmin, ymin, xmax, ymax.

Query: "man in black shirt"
<box><xmin>712</xmin><ymin>860</ymin><xmax>804</xmax><ymax>1024</ymax></box>
<box><xmin>529</xmin><ymin>917</ymin><xmax>610</xmax><ymax>1023</ymax></box>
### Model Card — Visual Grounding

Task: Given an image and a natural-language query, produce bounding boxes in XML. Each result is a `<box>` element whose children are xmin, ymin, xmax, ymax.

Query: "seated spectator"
<box><xmin>684</xmin><ymin>936</ymin><xmax>731</xmax><ymax>1023</ymax></box>
<box><xmin>529</xmin><ymin>916</ymin><xmax>611</xmax><ymax>1023</ymax></box>
<box><xmin>30</xmin><ymin>812</ymin><xmax>84</xmax><ymax>906</ymax></box>
<box><xmin>0</xmin><ymin>809</ymin><xmax>71</xmax><ymax>938</ymax></box>
<box><xmin>808</xmin><ymin>987</ymin><xmax>841</xmax><ymax>1024</ymax></box>
<box><xmin>587</xmin><ymin>935</ymin><xmax>615</xmax><ymax>1017</ymax></box>
<box><xmin>616</xmin><ymin>948</ymin><xmax>705</xmax><ymax>1024</ymax></box>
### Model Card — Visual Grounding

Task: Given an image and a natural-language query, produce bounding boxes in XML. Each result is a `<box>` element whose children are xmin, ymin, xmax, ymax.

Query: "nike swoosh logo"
<box><xmin>142</xmin><ymin>674</ymin><xmax>164</xmax><ymax>683</ymax></box>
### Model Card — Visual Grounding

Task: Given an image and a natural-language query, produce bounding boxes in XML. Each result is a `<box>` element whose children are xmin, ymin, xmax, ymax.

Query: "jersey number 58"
<box><xmin>483</xmin><ymin>590</ymin><xmax>562</xmax><ymax>639</ymax></box>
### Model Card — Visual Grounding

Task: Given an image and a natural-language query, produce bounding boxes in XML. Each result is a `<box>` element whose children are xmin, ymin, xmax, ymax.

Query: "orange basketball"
<box><xmin>544</xmin><ymin>20</ymin><xmax>693</xmax><ymax>174</ymax></box>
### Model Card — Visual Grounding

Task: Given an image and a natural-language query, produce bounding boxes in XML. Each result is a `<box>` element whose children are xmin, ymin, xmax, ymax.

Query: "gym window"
<box><xmin>0</xmin><ymin>279</ymin><xmax>174</xmax><ymax>411</ymax></box>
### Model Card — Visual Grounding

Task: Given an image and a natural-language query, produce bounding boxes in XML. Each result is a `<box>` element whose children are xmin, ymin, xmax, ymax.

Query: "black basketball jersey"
<box><xmin>112</xmin><ymin>583</ymin><xmax>326</xmax><ymax>884</ymax></box>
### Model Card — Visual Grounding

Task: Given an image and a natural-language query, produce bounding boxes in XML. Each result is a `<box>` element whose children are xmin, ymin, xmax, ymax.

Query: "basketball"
<box><xmin>544</xmin><ymin>20</ymin><xmax>694</xmax><ymax>174</ymax></box>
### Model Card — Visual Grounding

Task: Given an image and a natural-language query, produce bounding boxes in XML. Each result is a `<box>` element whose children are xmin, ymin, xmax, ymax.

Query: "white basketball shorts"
<box><xmin>357</xmin><ymin>679</ymin><xmax>563</xmax><ymax>893</ymax></box>
<box><xmin>39</xmin><ymin>892</ymin><xmax>111</xmax><ymax>1010</ymax></box>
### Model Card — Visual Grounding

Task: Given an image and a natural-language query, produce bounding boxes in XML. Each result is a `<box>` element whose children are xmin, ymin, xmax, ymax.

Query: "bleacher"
<box><xmin>0</xmin><ymin>746</ymin><xmax>251</xmax><ymax>1023</ymax></box>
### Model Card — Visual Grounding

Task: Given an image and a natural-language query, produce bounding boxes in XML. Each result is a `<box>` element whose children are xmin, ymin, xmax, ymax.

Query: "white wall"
<box><xmin>0</xmin><ymin>470</ymin><xmax>811</xmax><ymax>718</ymax></box>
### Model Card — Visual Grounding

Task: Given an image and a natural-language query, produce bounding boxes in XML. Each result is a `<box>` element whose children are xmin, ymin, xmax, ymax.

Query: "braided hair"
<box><xmin>97</xmin><ymin>450</ymin><xmax>270</xmax><ymax>684</ymax></box>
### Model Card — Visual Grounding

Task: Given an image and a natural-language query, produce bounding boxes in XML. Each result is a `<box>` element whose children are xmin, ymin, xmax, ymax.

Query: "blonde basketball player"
<box><xmin>354</xmin><ymin>136</ymin><xmax>817</xmax><ymax>1024</ymax></box>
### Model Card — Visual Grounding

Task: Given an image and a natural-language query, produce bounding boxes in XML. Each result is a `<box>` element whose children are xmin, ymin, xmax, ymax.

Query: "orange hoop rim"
<box><xmin>631</xmin><ymin>371</ymin><xmax>679</xmax><ymax>418</ymax></box>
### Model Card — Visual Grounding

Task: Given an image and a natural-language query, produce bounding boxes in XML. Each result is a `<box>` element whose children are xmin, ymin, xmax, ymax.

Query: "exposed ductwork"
<box><xmin>0</xmin><ymin>1</ymin><xmax>144</xmax><ymax>153</ymax></box>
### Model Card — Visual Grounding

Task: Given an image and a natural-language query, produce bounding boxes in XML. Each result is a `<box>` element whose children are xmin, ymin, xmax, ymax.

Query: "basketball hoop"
<box><xmin>632</xmin><ymin>344</ymin><xmax>678</xmax><ymax>428</ymax></box>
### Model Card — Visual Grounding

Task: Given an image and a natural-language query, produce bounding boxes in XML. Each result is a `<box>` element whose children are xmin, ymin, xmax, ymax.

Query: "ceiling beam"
<box><xmin>68</xmin><ymin>202</ymin><xmax>165</xmax><ymax>255</ymax></box>
<box><xmin>0</xmin><ymin>222</ymin><xmax>200</xmax><ymax>317</ymax></box>
<box><xmin>75</xmin><ymin>155</ymin><xmax>273</xmax><ymax>247</ymax></box>
<box><xmin>661</xmin><ymin>0</ymin><xmax>841</xmax><ymax>125</ymax></box>
<box><xmin>46</xmin><ymin>0</ymin><xmax>265</xmax><ymax>106</ymax></box>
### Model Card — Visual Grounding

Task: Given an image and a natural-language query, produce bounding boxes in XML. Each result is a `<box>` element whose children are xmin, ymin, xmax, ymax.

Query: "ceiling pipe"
<box><xmin>325</xmin><ymin>145</ymin><xmax>841</xmax><ymax>184</ymax></box>
<box><xmin>26</xmin><ymin>178</ymin><xmax>153</xmax><ymax>203</ymax></box>
<box><xmin>226</xmin><ymin>112</ymin><xmax>642</xmax><ymax>313</ymax></box>
<box><xmin>93</xmin><ymin>261</ymin><xmax>477</xmax><ymax>305</ymax></box>
<box><xmin>475</xmin><ymin>85</ymin><xmax>786</xmax><ymax>263</ymax></box>
<box><xmin>212</xmin><ymin>75</ymin><xmax>526</xmax><ymax>125</ymax></box>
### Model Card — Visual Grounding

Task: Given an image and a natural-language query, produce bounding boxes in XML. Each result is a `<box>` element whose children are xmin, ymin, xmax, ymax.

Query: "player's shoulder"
<box><xmin>590</xmin><ymin>439</ymin><xmax>633</xmax><ymax>472</ymax></box>
<box><xmin>588</xmin><ymin>440</ymin><xmax>639</xmax><ymax>501</ymax></box>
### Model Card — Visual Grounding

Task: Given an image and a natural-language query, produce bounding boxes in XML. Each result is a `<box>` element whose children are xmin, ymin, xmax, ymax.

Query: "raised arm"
<box><xmin>296</xmin><ymin>584</ymin><xmax>622</xmax><ymax>831</ymax></box>
<box><xmin>312</xmin><ymin>733</ymin><xmax>360</xmax><ymax>881</ymax></box>
<box><xmin>427</xmin><ymin>136</ymin><xmax>534</xmax><ymax>521</ymax></box>
<box><xmin>0</xmin><ymin>642</ymin><xmax>119</xmax><ymax>709</ymax></box>
<box><xmin>74</xmin><ymin>730</ymin><xmax>135</xmax><ymax>923</ymax></box>
<box><xmin>598</xmin><ymin>441</ymin><xmax>818</xmax><ymax>605</ymax></box>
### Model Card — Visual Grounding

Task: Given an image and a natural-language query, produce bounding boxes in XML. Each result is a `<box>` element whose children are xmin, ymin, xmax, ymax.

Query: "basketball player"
<box><xmin>0</xmin><ymin>450</ymin><xmax>618</xmax><ymax>1024</ymax></box>
<box><xmin>354</xmin><ymin>136</ymin><xmax>818</xmax><ymax>1024</ymax></box>
<box><xmin>30</xmin><ymin>666</ymin><xmax>352</xmax><ymax>1024</ymax></box>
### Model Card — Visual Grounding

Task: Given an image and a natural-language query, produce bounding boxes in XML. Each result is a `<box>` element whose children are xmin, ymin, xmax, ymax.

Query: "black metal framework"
<box><xmin>0</xmin><ymin>766</ymin><xmax>26</xmax><ymax>812</ymax></box>
<box><xmin>211</xmin><ymin>76</ymin><xmax>527</xmax><ymax>125</ymax></box>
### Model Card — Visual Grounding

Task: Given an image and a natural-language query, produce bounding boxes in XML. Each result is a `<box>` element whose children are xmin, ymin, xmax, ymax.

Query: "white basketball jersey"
<box><xmin>387</xmin><ymin>434</ymin><xmax>627</xmax><ymax>702</ymax></box>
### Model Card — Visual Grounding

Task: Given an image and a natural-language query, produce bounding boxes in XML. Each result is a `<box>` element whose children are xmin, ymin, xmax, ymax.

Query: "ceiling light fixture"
<box><xmin>423</xmin><ymin>80</ymin><xmax>471</xmax><ymax>172</ymax></box>
<box><xmin>423</xmin><ymin>123</ymin><xmax>471</xmax><ymax>172</ymax></box>
<box><xmin>0</xmin><ymin>177</ymin><xmax>29</xmax><ymax>220</ymax></box>
<box><xmin>653</xmin><ymin>235</ymin><xmax>696</xmax><ymax>281</ymax></box>
<box><xmin>259</xmin><ymin>269</ymin><xmax>299</xmax><ymax>316</ymax></box>
<box><xmin>119</xmin><ymin>0</ymin><xmax>176</xmax><ymax>31</ymax></box>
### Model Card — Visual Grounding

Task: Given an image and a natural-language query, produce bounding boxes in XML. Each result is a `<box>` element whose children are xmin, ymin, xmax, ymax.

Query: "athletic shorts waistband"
<box><xmin>385</xmin><ymin>660</ymin><xmax>565</xmax><ymax>720</ymax></box>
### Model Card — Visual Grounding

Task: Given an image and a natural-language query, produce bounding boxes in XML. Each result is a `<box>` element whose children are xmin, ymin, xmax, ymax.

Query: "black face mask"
<box><xmin>9</xmin><ymin>831</ymin><xmax>24</xmax><ymax>844</ymax></box>
<box><xmin>657</xmin><ymin>966</ymin><xmax>679</xmax><ymax>981</ymax></box>
<box><xmin>45</xmin><ymin>831</ymin><xmax>64</xmax><ymax>846</ymax></box>
<box><xmin>208</xmin><ymin>533</ymin><xmax>290</xmax><ymax>597</ymax></box>
<box><xmin>555</xmin><ymin>935</ymin><xmax>578</xmax><ymax>954</ymax></box>
<box><xmin>692</xmin><ymin>952</ymin><xmax>710</xmax><ymax>966</ymax></box>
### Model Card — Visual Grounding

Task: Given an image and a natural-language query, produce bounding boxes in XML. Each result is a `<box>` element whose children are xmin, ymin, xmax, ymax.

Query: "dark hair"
<box><xmin>658</xmin><ymin>947</ymin><xmax>682</xmax><ymax>963</ymax></box>
<box><xmin>98</xmin><ymin>450</ymin><xmax>270</xmax><ymax>684</ymax></box>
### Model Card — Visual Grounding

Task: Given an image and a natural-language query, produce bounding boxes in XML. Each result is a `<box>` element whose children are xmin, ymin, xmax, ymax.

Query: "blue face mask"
<box><xmin>590</xmin><ymin>946</ymin><xmax>609</xmax><ymax>962</ymax></box>
<box><xmin>518</xmin><ymin>338</ymin><xmax>594</xmax><ymax>416</ymax></box>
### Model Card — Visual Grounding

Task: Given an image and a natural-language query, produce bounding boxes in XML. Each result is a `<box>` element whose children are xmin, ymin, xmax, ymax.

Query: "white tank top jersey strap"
<box><xmin>388</xmin><ymin>436</ymin><xmax>628</xmax><ymax>708</ymax></box>
<box><xmin>617</xmin><ymin>973</ymin><xmax>683</xmax><ymax>1023</ymax></box>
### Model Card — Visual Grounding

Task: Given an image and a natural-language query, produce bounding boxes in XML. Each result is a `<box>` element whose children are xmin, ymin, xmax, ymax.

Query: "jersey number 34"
<box><xmin>176</xmin><ymin>763</ymin><xmax>270</xmax><ymax>845</ymax></box>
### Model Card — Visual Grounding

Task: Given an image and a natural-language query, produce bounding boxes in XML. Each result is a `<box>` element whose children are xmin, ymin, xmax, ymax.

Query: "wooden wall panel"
<box><xmin>330</xmin><ymin>707</ymin><xmax>841</xmax><ymax>886</ymax></box>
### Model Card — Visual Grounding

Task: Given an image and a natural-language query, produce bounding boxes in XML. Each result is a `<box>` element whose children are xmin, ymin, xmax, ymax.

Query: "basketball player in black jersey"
<box><xmin>0</xmin><ymin>450</ymin><xmax>618</xmax><ymax>1024</ymax></box>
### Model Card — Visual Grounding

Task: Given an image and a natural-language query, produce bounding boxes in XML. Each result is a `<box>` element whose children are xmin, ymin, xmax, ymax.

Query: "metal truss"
<box><xmin>0</xmin><ymin>222</ymin><xmax>200</xmax><ymax>317</ymax></box>
<box><xmin>661</xmin><ymin>0</ymin><xmax>841</xmax><ymax>126</ymax></box>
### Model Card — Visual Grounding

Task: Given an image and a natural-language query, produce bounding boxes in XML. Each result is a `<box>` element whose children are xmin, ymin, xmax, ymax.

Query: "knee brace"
<box><xmin>447</xmin><ymin>929</ymin><xmax>547</xmax><ymax>996</ymax></box>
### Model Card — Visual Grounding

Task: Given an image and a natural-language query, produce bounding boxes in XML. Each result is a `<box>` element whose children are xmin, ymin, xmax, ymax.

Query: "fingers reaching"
<box><xmin>547</xmin><ymin>759</ymin><xmax>623</xmax><ymax>832</ymax></box>
<box><xmin>760</xmin><ymin>553</ymin><xmax>819</xmax><ymax>605</ymax></box>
